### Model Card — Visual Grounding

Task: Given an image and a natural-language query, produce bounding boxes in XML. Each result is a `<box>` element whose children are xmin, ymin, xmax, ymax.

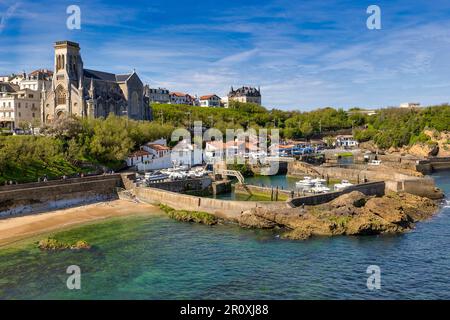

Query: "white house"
<box><xmin>126</xmin><ymin>149</ymin><xmax>152</xmax><ymax>167</ymax></box>
<box><xmin>204</xmin><ymin>139</ymin><xmax>259</xmax><ymax>163</ymax></box>
<box><xmin>399</xmin><ymin>102</ymin><xmax>420</xmax><ymax>109</ymax></box>
<box><xmin>335</xmin><ymin>135</ymin><xmax>359</xmax><ymax>148</ymax></box>
<box><xmin>127</xmin><ymin>138</ymin><xmax>203</xmax><ymax>171</ymax></box>
<box><xmin>18</xmin><ymin>69</ymin><xmax>52</xmax><ymax>93</ymax></box>
<box><xmin>171</xmin><ymin>139</ymin><xmax>203</xmax><ymax>166</ymax></box>
<box><xmin>199</xmin><ymin>94</ymin><xmax>221</xmax><ymax>107</ymax></box>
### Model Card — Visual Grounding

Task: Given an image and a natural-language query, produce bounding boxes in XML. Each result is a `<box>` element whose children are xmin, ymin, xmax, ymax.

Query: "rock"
<box><xmin>345</xmin><ymin>214</ymin><xmax>401</xmax><ymax>235</ymax></box>
<box><xmin>38</xmin><ymin>238</ymin><xmax>91</xmax><ymax>251</ymax></box>
<box><xmin>239</xmin><ymin>210</ymin><xmax>278</xmax><ymax>229</ymax></box>
<box><xmin>236</xmin><ymin>191</ymin><xmax>439</xmax><ymax>240</ymax></box>
<box><xmin>71</xmin><ymin>240</ymin><xmax>91</xmax><ymax>250</ymax></box>
<box><xmin>388</xmin><ymin>192</ymin><xmax>438</xmax><ymax>222</ymax></box>
<box><xmin>329</xmin><ymin>191</ymin><xmax>368</xmax><ymax>208</ymax></box>
<box><xmin>428</xmin><ymin>145</ymin><xmax>439</xmax><ymax>157</ymax></box>
<box><xmin>282</xmin><ymin>227</ymin><xmax>312</xmax><ymax>240</ymax></box>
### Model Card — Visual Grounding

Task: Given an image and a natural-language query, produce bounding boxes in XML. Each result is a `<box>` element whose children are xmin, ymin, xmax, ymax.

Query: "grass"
<box><xmin>328</xmin><ymin>215</ymin><xmax>353</xmax><ymax>228</ymax></box>
<box><xmin>0</xmin><ymin>158</ymin><xmax>85</xmax><ymax>185</ymax></box>
<box><xmin>158</xmin><ymin>204</ymin><xmax>218</xmax><ymax>225</ymax></box>
<box><xmin>234</xmin><ymin>188</ymin><xmax>288</xmax><ymax>201</ymax></box>
<box><xmin>335</xmin><ymin>152</ymin><xmax>354</xmax><ymax>157</ymax></box>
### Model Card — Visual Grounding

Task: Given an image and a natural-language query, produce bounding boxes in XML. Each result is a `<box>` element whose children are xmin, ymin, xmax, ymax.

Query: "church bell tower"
<box><xmin>52</xmin><ymin>41</ymin><xmax>84</xmax><ymax>116</ymax></box>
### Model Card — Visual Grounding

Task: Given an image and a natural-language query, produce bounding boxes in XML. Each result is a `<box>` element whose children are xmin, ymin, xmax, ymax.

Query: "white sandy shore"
<box><xmin>0</xmin><ymin>200</ymin><xmax>162</xmax><ymax>247</ymax></box>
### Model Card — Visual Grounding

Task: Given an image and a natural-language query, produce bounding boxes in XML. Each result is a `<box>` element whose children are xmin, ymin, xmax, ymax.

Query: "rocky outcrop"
<box><xmin>404</xmin><ymin>130</ymin><xmax>450</xmax><ymax>158</ymax></box>
<box><xmin>238</xmin><ymin>191</ymin><xmax>439</xmax><ymax>240</ymax></box>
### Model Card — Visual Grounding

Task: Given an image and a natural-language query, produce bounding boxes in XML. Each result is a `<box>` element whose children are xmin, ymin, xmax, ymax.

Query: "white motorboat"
<box><xmin>311</xmin><ymin>177</ymin><xmax>326</xmax><ymax>184</ymax></box>
<box><xmin>310</xmin><ymin>182</ymin><xmax>331</xmax><ymax>194</ymax></box>
<box><xmin>334</xmin><ymin>180</ymin><xmax>354</xmax><ymax>191</ymax></box>
<box><xmin>295</xmin><ymin>176</ymin><xmax>315</xmax><ymax>188</ymax></box>
<box><xmin>368</xmin><ymin>160</ymin><xmax>381</xmax><ymax>166</ymax></box>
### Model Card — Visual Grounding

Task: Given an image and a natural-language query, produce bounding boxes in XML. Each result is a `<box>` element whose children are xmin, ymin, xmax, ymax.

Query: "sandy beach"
<box><xmin>0</xmin><ymin>200</ymin><xmax>162</xmax><ymax>247</ymax></box>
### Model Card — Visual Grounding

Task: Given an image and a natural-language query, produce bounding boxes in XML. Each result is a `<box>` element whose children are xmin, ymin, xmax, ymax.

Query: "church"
<box><xmin>42</xmin><ymin>41</ymin><xmax>150</xmax><ymax>123</ymax></box>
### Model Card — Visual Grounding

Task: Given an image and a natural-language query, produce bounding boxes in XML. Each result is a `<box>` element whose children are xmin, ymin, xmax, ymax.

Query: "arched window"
<box><xmin>56</xmin><ymin>86</ymin><xmax>66</xmax><ymax>106</ymax></box>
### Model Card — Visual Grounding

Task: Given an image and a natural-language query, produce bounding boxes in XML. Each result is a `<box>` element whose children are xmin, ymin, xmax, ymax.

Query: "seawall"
<box><xmin>134</xmin><ymin>186</ymin><xmax>284</xmax><ymax>220</ymax></box>
<box><xmin>0</xmin><ymin>174</ymin><xmax>123</xmax><ymax>218</ymax></box>
<box><xmin>287</xmin><ymin>161</ymin><xmax>444</xmax><ymax>199</ymax></box>
<box><xmin>287</xmin><ymin>181</ymin><xmax>385</xmax><ymax>207</ymax></box>
<box><xmin>417</xmin><ymin>157</ymin><xmax>450</xmax><ymax>173</ymax></box>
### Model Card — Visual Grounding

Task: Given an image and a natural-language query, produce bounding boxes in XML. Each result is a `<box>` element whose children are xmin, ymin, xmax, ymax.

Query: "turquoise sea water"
<box><xmin>0</xmin><ymin>172</ymin><xmax>449</xmax><ymax>300</ymax></box>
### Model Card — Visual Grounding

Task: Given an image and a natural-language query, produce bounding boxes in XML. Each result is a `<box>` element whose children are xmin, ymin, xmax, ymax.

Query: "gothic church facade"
<box><xmin>42</xmin><ymin>41</ymin><xmax>150</xmax><ymax>123</ymax></box>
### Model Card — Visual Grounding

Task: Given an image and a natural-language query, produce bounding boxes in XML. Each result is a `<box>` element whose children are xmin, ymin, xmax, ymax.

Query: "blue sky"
<box><xmin>1</xmin><ymin>0</ymin><xmax>450</xmax><ymax>110</ymax></box>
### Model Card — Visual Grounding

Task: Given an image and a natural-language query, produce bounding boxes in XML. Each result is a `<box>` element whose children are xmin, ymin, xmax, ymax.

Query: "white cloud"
<box><xmin>0</xmin><ymin>1</ymin><xmax>19</xmax><ymax>34</ymax></box>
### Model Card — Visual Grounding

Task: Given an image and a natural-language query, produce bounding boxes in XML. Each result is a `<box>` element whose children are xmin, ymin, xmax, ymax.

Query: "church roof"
<box><xmin>84</xmin><ymin>69</ymin><xmax>117</xmax><ymax>82</ymax></box>
<box><xmin>116</xmin><ymin>74</ymin><xmax>132</xmax><ymax>82</ymax></box>
<box><xmin>84</xmin><ymin>69</ymin><xmax>133</xmax><ymax>83</ymax></box>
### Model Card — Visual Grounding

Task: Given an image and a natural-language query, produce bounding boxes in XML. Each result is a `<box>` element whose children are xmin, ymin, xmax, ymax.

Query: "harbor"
<box><xmin>0</xmin><ymin>171</ymin><xmax>449</xmax><ymax>299</ymax></box>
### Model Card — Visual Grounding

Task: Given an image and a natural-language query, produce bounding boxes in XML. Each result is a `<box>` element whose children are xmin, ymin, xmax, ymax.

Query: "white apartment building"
<box><xmin>0</xmin><ymin>84</ymin><xmax>41</xmax><ymax>130</ymax></box>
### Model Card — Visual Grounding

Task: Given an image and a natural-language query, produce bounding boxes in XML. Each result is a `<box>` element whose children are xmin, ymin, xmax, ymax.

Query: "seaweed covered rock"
<box><xmin>237</xmin><ymin>191</ymin><xmax>439</xmax><ymax>240</ymax></box>
<box><xmin>159</xmin><ymin>204</ymin><xmax>218</xmax><ymax>225</ymax></box>
<box><xmin>38</xmin><ymin>238</ymin><xmax>91</xmax><ymax>251</ymax></box>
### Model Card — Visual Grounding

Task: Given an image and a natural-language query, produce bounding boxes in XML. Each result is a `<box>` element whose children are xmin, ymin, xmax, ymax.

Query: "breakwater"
<box><xmin>134</xmin><ymin>186</ymin><xmax>284</xmax><ymax>220</ymax></box>
<box><xmin>417</xmin><ymin>157</ymin><xmax>450</xmax><ymax>174</ymax></box>
<box><xmin>288</xmin><ymin>181</ymin><xmax>385</xmax><ymax>207</ymax></box>
<box><xmin>233</xmin><ymin>181</ymin><xmax>385</xmax><ymax>206</ymax></box>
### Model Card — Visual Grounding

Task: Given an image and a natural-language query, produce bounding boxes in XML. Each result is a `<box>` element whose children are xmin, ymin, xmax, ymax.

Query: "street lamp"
<box><xmin>185</xmin><ymin>111</ymin><xmax>192</xmax><ymax>129</ymax></box>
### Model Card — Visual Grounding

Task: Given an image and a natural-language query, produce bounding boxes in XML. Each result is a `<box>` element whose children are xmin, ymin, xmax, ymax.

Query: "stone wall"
<box><xmin>134</xmin><ymin>186</ymin><xmax>284</xmax><ymax>220</ymax></box>
<box><xmin>387</xmin><ymin>177</ymin><xmax>444</xmax><ymax>199</ymax></box>
<box><xmin>212</xmin><ymin>180</ymin><xmax>232</xmax><ymax>195</ymax></box>
<box><xmin>234</xmin><ymin>183</ymin><xmax>291</xmax><ymax>200</ymax></box>
<box><xmin>148</xmin><ymin>177</ymin><xmax>212</xmax><ymax>193</ymax></box>
<box><xmin>428</xmin><ymin>157</ymin><xmax>450</xmax><ymax>172</ymax></box>
<box><xmin>288</xmin><ymin>181</ymin><xmax>386</xmax><ymax>207</ymax></box>
<box><xmin>0</xmin><ymin>175</ymin><xmax>122</xmax><ymax>217</ymax></box>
